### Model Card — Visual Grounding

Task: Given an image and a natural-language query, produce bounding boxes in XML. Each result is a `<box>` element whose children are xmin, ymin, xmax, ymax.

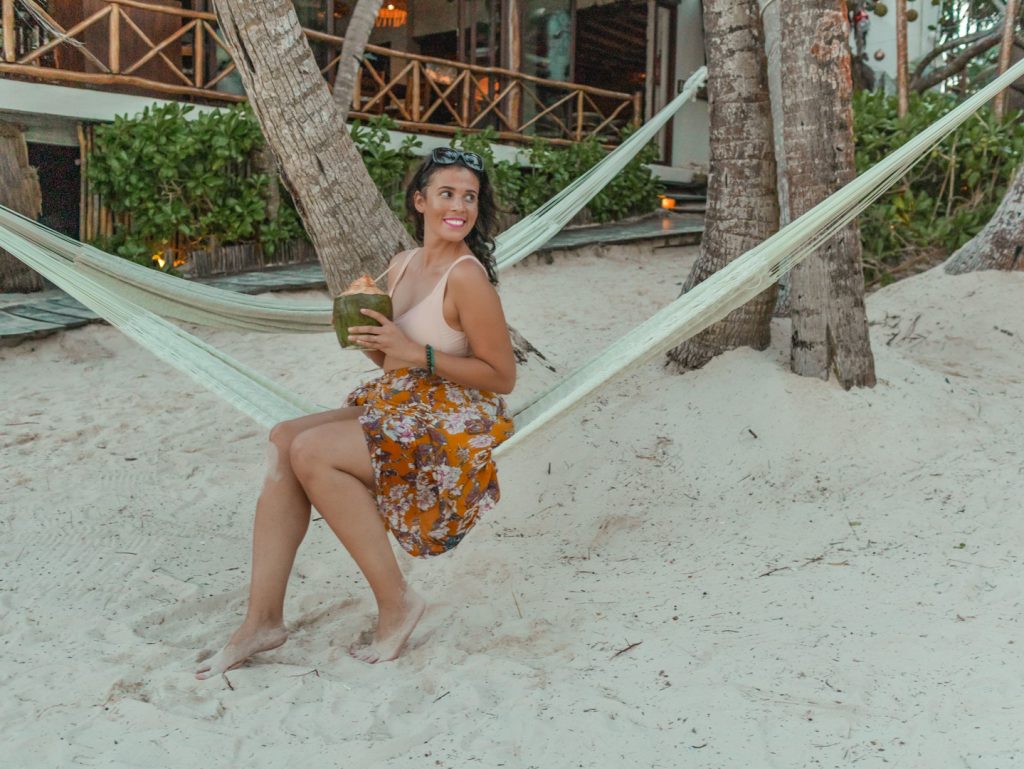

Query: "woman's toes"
<box><xmin>351</xmin><ymin>644</ymin><xmax>382</xmax><ymax>664</ymax></box>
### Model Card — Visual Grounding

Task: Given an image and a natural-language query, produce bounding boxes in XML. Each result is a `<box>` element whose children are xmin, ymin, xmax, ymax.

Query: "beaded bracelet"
<box><xmin>425</xmin><ymin>344</ymin><xmax>435</xmax><ymax>374</ymax></box>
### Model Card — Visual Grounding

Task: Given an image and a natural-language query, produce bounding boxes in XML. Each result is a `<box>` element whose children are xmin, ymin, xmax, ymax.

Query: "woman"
<box><xmin>195</xmin><ymin>148</ymin><xmax>516</xmax><ymax>679</ymax></box>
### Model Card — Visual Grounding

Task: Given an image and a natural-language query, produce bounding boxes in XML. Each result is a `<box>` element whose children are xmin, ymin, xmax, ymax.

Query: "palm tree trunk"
<box><xmin>665</xmin><ymin>0</ymin><xmax>779</xmax><ymax>372</ymax></box>
<box><xmin>945</xmin><ymin>164</ymin><xmax>1024</xmax><ymax>273</ymax></box>
<box><xmin>213</xmin><ymin>0</ymin><xmax>413</xmax><ymax>296</ymax></box>
<box><xmin>332</xmin><ymin>0</ymin><xmax>383</xmax><ymax>121</ymax></box>
<box><xmin>774</xmin><ymin>0</ymin><xmax>876</xmax><ymax>389</ymax></box>
<box><xmin>0</xmin><ymin>122</ymin><xmax>44</xmax><ymax>293</ymax></box>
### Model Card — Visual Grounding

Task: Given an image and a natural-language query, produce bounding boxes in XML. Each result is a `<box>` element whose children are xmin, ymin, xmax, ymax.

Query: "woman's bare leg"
<box><xmin>289</xmin><ymin>420</ymin><xmax>425</xmax><ymax>663</ymax></box>
<box><xmin>195</xmin><ymin>406</ymin><xmax>365</xmax><ymax>679</ymax></box>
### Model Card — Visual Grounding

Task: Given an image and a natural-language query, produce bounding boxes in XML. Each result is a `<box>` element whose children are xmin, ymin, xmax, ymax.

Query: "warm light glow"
<box><xmin>473</xmin><ymin>76</ymin><xmax>494</xmax><ymax>103</ymax></box>
<box><xmin>660</xmin><ymin>196</ymin><xmax>676</xmax><ymax>210</ymax></box>
<box><xmin>375</xmin><ymin>0</ymin><xmax>407</xmax><ymax>27</ymax></box>
<box><xmin>152</xmin><ymin>254</ymin><xmax>167</xmax><ymax>269</ymax></box>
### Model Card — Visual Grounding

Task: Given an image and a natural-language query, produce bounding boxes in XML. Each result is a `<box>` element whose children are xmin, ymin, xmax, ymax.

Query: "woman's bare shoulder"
<box><xmin>448</xmin><ymin>258</ymin><xmax>499</xmax><ymax>304</ymax></box>
<box><xmin>389</xmin><ymin>248</ymin><xmax>416</xmax><ymax>268</ymax></box>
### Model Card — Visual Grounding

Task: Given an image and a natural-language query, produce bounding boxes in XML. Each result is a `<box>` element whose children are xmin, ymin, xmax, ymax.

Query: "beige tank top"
<box><xmin>389</xmin><ymin>248</ymin><xmax>486</xmax><ymax>357</ymax></box>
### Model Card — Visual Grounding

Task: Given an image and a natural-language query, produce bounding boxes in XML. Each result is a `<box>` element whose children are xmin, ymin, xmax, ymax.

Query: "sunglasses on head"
<box><xmin>431</xmin><ymin>147</ymin><xmax>485</xmax><ymax>172</ymax></box>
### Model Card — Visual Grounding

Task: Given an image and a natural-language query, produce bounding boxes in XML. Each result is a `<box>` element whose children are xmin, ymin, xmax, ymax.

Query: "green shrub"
<box><xmin>586</xmin><ymin>124</ymin><xmax>664</xmax><ymax>223</ymax></box>
<box><xmin>853</xmin><ymin>89</ymin><xmax>1024</xmax><ymax>284</ymax></box>
<box><xmin>89</xmin><ymin>103</ymin><xmax>660</xmax><ymax>271</ymax></box>
<box><xmin>87</xmin><ymin>102</ymin><xmax>305</xmax><ymax>269</ymax></box>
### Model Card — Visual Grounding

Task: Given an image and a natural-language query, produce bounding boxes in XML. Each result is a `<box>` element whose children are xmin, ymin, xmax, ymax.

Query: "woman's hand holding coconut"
<box><xmin>348</xmin><ymin>308</ymin><xmax>421</xmax><ymax>362</ymax></box>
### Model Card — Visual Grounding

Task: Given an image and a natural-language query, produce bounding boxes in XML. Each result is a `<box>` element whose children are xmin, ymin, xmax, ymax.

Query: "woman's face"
<box><xmin>413</xmin><ymin>166</ymin><xmax>480</xmax><ymax>244</ymax></box>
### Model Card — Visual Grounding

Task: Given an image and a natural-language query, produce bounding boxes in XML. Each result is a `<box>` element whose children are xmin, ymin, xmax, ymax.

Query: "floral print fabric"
<box><xmin>344</xmin><ymin>367</ymin><xmax>515</xmax><ymax>557</ymax></box>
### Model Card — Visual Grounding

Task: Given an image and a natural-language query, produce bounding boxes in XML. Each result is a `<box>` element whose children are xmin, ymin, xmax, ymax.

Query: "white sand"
<box><xmin>1</xmin><ymin>246</ymin><xmax>1022</xmax><ymax>768</ymax></box>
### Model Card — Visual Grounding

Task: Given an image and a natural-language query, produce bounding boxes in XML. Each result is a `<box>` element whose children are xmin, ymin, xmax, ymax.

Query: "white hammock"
<box><xmin>3</xmin><ymin>60</ymin><xmax>1022</xmax><ymax>453</ymax></box>
<box><xmin>2</xmin><ymin>225</ymin><xmax>320</xmax><ymax>426</ymax></box>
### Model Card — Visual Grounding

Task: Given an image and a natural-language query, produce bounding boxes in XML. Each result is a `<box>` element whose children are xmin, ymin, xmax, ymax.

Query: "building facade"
<box><xmin>0</xmin><ymin>0</ymin><xmax>712</xmax><ymax>241</ymax></box>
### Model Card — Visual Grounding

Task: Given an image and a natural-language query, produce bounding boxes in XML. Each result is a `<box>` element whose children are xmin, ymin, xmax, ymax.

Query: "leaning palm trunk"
<box><xmin>665</xmin><ymin>0</ymin><xmax>779</xmax><ymax>372</ymax></box>
<box><xmin>213</xmin><ymin>0</ymin><xmax>412</xmax><ymax>295</ymax></box>
<box><xmin>772</xmin><ymin>0</ymin><xmax>876</xmax><ymax>389</ymax></box>
<box><xmin>211</xmin><ymin>0</ymin><xmax>554</xmax><ymax>376</ymax></box>
<box><xmin>0</xmin><ymin>122</ymin><xmax>43</xmax><ymax>292</ymax></box>
<box><xmin>945</xmin><ymin>164</ymin><xmax>1024</xmax><ymax>274</ymax></box>
<box><xmin>332</xmin><ymin>0</ymin><xmax>383</xmax><ymax>121</ymax></box>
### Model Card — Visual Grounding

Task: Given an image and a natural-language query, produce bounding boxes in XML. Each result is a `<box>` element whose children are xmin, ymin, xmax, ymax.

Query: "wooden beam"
<box><xmin>411</xmin><ymin>61</ymin><xmax>421</xmax><ymax>122</ymax></box>
<box><xmin>896</xmin><ymin>0</ymin><xmax>908</xmax><ymax>117</ymax></box>
<box><xmin>107</xmin><ymin>0</ymin><xmax>214</xmax><ymax>22</ymax></box>
<box><xmin>505</xmin><ymin>0</ymin><xmax>521</xmax><ymax>126</ymax></box>
<box><xmin>110</xmin><ymin>3</ymin><xmax>121</xmax><ymax>73</ymax></box>
<box><xmin>995</xmin><ymin>0</ymin><xmax>1021</xmax><ymax>119</ymax></box>
<box><xmin>575</xmin><ymin>90</ymin><xmax>583</xmax><ymax>141</ymax></box>
<box><xmin>3</xmin><ymin>0</ymin><xmax>15</xmax><ymax>63</ymax></box>
<box><xmin>0</xmin><ymin>60</ymin><xmax>244</xmax><ymax>100</ymax></box>
<box><xmin>193</xmin><ymin>15</ymin><xmax>204</xmax><ymax>88</ymax></box>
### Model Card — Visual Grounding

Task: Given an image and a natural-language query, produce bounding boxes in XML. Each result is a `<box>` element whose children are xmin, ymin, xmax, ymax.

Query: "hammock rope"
<box><xmin>2</xmin><ymin>226</ymin><xmax>321</xmax><ymax>426</ymax></box>
<box><xmin>3</xmin><ymin>60</ymin><xmax>1022</xmax><ymax>452</ymax></box>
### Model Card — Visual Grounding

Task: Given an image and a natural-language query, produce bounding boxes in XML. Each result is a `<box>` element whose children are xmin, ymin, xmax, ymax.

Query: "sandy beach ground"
<box><xmin>1</xmin><ymin>244</ymin><xmax>1022</xmax><ymax>768</ymax></box>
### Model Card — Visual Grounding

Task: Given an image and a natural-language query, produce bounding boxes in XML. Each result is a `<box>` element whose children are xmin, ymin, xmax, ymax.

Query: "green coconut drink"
<box><xmin>333</xmin><ymin>275</ymin><xmax>393</xmax><ymax>349</ymax></box>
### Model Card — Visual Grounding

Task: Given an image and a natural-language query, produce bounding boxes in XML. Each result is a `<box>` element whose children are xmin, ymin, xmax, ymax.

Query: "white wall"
<box><xmin>0</xmin><ymin>79</ymin><xmax>222</xmax><ymax>146</ymax></box>
<box><xmin>663</xmin><ymin>0</ymin><xmax>709</xmax><ymax>182</ymax></box>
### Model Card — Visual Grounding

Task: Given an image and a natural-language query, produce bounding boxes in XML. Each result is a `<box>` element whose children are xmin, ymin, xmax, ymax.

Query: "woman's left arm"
<box><xmin>425</xmin><ymin>262</ymin><xmax>517</xmax><ymax>394</ymax></box>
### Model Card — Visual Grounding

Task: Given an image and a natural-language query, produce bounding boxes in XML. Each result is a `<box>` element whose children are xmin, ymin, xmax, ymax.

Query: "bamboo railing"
<box><xmin>1</xmin><ymin>0</ymin><xmax>641</xmax><ymax>145</ymax></box>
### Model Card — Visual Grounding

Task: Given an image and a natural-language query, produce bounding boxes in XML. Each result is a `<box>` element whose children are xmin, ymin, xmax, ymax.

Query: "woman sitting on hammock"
<box><xmin>196</xmin><ymin>148</ymin><xmax>516</xmax><ymax>678</ymax></box>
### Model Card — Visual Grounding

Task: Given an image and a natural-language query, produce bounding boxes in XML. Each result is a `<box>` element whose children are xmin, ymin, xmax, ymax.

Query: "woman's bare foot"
<box><xmin>195</xmin><ymin>623</ymin><xmax>289</xmax><ymax>680</ymax></box>
<box><xmin>350</xmin><ymin>589</ymin><xmax>426</xmax><ymax>664</ymax></box>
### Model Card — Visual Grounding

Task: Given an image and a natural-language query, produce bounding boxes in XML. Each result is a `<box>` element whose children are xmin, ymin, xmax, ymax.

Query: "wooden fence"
<box><xmin>2</xmin><ymin>0</ymin><xmax>641</xmax><ymax>145</ymax></box>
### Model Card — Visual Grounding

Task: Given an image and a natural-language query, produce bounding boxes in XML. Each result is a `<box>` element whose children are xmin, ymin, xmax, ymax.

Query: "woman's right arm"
<box><xmin>360</xmin><ymin>250</ymin><xmax>410</xmax><ymax>369</ymax></box>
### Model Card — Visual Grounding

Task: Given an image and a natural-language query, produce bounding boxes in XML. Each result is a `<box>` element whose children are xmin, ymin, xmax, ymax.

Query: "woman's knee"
<box><xmin>288</xmin><ymin>430</ymin><xmax>320</xmax><ymax>481</ymax></box>
<box><xmin>268</xmin><ymin>419</ymin><xmax>302</xmax><ymax>452</ymax></box>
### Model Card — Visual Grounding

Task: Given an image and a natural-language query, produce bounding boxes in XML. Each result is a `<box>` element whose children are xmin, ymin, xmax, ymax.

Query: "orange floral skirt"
<box><xmin>344</xmin><ymin>367</ymin><xmax>515</xmax><ymax>557</ymax></box>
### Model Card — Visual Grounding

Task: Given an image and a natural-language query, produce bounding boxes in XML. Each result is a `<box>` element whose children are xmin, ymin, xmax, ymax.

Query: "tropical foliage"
<box><xmin>87</xmin><ymin>103</ymin><xmax>304</xmax><ymax>269</ymax></box>
<box><xmin>854</xmin><ymin>89</ymin><xmax>1024</xmax><ymax>285</ymax></box>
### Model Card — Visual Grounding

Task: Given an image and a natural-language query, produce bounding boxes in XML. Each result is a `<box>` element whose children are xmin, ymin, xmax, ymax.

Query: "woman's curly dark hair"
<box><xmin>404</xmin><ymin>154</ymin><xmax>499</xmax><ymax>285</ymax></box>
